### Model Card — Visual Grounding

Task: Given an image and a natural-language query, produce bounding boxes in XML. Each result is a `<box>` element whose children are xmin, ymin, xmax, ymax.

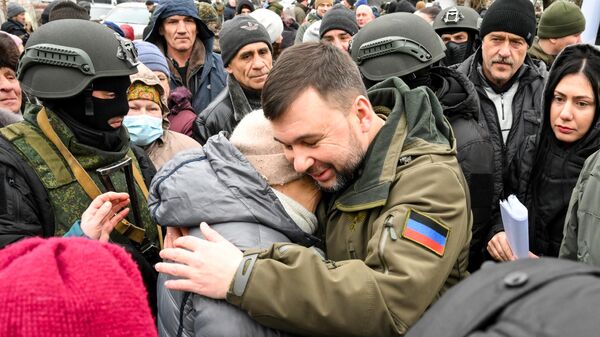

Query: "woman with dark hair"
<box><xmin>488</xmin><ymin>44</ymin><xmax>600</xmax><ymax>261</ymax></box>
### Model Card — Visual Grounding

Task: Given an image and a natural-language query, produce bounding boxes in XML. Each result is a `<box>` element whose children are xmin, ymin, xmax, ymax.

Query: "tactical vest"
<box><xmin>0</xmin><ymin>110</ymin><xmax>158</xmax><ymax>246</ymax></box>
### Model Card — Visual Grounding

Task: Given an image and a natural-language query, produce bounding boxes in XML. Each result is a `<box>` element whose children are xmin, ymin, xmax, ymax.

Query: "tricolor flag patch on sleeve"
<box><xmin>402</xmin><ymin>209</ymin><xmax>449</xmax><ymax>256</ymax></box>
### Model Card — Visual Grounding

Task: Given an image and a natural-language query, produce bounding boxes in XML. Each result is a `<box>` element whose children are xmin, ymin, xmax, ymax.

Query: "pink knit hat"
<box><xmin>0</xmin><ymin>237</ymin><xmax>157</xmax><ymax>337</ymax></box>
<box><xmin>230</xmin><ymin>110</ymin><xmax>304</xmax><ymax>186</ymax></box>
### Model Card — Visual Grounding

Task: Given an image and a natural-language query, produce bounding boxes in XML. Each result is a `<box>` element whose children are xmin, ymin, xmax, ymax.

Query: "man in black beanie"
<box><xmin>49</xmin><ymin>1</ymin><xmax>90</xmax><ymax>21</ymax></box>
<box><xmin>319</xmin><ymin>5</ymin><xmax>359</xmax><ymax>52</ymax></box>
<box><xmin>454</xmin><ymin>0</ymin><xmax>547</xmax><ymax>264</ymax></box>
<box><xmin>193</xmin><ymin>15</ymin><xmax>273</xmax><ymax>144</ymax></box>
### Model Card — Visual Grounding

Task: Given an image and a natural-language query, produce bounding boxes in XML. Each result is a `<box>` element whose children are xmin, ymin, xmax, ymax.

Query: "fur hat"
<box><xmin>230</xmin><ymin>110</ymin><xmax>304</xmax><ymax>186</ymax></box>
<box><xmin>197</xmin><ymin>2</ymin><xmax>218</xmax><ymax>23</ymax></box>
<box><xmin>0</xmin><ymin>237</ymin><xmax>157</xmax><ymax>337</ymax></box>
<box><xmin>479</xmin><ymin>0</ymin><xmax>536</xmax><ymax>46</ymax></box>
<box><xmin>537</xmin><ymin>0</ymin><xmax>585</xmax><ymax>39</ymax></box>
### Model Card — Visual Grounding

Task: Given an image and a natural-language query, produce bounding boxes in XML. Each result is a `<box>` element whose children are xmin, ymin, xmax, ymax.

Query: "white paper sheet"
<box><xmin>499</xmin><ymin>195</ymin><xmax>529</xmax><ymax>259</ymax></box>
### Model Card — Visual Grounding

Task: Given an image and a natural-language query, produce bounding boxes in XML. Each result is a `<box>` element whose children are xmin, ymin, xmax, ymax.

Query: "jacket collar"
<box><xmin>333</xmin><ymin>77</ymin><xmax>454</xmax><ymax>211</ymax></box>
<box><xmin>227</xmin><ymin>75</ymin><xmax>261</xmax><ymax>122</ymax></box>
<box><xmin>156</xmin><ymin>37</ymin><xmax>208</xmax><ymax>87</ymax></box>
<box><xmin>460</xmin><ymin>47</ymin><xmax>547</xmax><ymax>89</ymax></box>
<box><xmin>430</xmin><ymin>66</ymin><xmax>480</xmax><ymax>121</ymax></box>
<box><xmin>527</xmin><ymin>37</ymin><xmax>555</xmax><ymax>68</ymax></box>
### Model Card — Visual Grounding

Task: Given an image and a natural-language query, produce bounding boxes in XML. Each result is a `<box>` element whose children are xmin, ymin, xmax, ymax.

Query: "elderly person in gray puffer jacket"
<box><xmin>148</xmin><ymin>110</ymin><xmax>322</xmax><ymax>337</ymax></box>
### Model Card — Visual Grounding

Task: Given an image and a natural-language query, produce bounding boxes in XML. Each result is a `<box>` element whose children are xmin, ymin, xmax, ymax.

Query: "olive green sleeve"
<box><xmin>560</xmin><ymin>153</ymin><xmax>600</xmax><ymax>263</ymax></box>
<box><xmin>226</xmin><ymin>161</ymin><xmax>471</xmax><ymax>337</ymax></box>
<box><xmin>559</xmin><ymin>175</ymin><xmax>583</xmax><ymax>261</ymax></box>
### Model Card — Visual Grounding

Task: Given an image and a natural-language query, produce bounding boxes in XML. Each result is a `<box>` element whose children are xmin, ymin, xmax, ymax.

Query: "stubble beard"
<box><xmin>318</xmin><ymin>136</ymin><xmax>366</xmax><ymax>193</ymax></box>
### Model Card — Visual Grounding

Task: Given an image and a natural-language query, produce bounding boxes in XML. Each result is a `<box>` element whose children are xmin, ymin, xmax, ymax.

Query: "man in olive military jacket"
<box><xmin>156</xmin><ymin>43</ymin><xmax>471</xmax><ymax>336</ymax></box>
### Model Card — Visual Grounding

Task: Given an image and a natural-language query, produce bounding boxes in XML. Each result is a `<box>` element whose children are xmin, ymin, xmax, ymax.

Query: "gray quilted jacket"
<box><xmin>148</xmin><ymin>133</ymin><xmax>318</xmax><ymax>337</ymax></box>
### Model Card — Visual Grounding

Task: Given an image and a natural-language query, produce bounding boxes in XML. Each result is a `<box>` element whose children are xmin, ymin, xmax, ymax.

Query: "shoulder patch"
<box><xmin>402</xmin><ymin>209</ymin><xmax>449</xmax><ymax>257</ymax></box>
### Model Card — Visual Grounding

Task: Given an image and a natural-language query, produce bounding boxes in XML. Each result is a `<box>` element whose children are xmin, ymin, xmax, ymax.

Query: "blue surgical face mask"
<box><xmin>123</xmin><ymin>115</ymin><xmax>163</xmax><ymax>146</ymax></box>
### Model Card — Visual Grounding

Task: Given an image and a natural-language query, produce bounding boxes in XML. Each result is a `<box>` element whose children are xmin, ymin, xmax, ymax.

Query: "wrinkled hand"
<box><xmin>156</xmin><ymin>222</ymin><xmax>243</xmax><ymax>299</ymax></box>
<box><xmin>163</xmin><ymin>227</ymin><xmax>189</xmax><ymax>249</ymax></box>
<box><xmin>487</xmin><ymin>231</ymin><xmax>514</xmax><ymax>261</ymax></box>
<box><xmin>80</xmin><ymin>192</ymin><xmax>130</xmax><ymax>241</ymax></box>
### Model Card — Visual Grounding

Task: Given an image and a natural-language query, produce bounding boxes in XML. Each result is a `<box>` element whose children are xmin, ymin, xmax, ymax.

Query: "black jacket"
<box><xmin>192</xmin><ymin>76</ymin><xmax>261</xmax><ymax>144</ymax></box>
<box><xmin>506</xmin><ymin>76</ymin><xmax>600</xmax><ymax>256</ymax></box>
<box><xmin>430</xmin><ymin>66</ymin><xmax>494</xmax><ymax>271</ymax></box>
<box><xmin>0</xmin><ymin>19</ymin><xmax>29</xmax><ymax>44</ymax></box>
<box><xmin>455</xmin><ymin>49</ymin><xmax>547</xmax><ymax>240</ymax></box>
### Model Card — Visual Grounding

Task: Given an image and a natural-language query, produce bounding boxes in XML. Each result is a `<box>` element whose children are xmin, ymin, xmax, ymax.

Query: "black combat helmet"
<box><xmin>433</xmin><ymin>6</ymin><xmax>481</xmax><ymax>35</ymax></box>
<box><xmin>433</xmin><ymin>6</ymin><xmax>481</xmax><ymax>66</ymax></box>
<box><xmin>350</xmin><ymin>12</ymin><xmax>446</xmax><ymax>81</ymax></box>
<box><xmin>18</xmin><ymin>19</ymin><xmax>138</xmax><ymax>99</ymax></box>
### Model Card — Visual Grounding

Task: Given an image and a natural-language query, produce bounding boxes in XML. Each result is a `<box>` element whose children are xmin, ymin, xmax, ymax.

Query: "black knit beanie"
<box><xmin>220</xmin><ymin>15</ymin><xmax>273</xmax><ymax>67</ymax></box>
<box><xmin>479</xmin><ymin>0</ymin><xmax>536</xmax><ymax>46</ymax></box>
<box><xmin>391</xmin><ymin>0</ymin><xmax>415</xmax><ymax>13</ymax></box>
<box><xmin>49</xmin><ymin>1</ymin><xmax>90</xmax><ymax>21</ymax></box>
<box><xmin>236</xmin><ymin>0</ymin><xmax>255</xmax><ymax>14</ymax></box>
<box><xmin>41</xmin><ymin>0</ymin><xmax>62</xmax><ymax>25</ymax></box>
<box><xmin>319</xmin><ymin>5</ymin><xmax>359</xmax><ymax>38</ymax></box>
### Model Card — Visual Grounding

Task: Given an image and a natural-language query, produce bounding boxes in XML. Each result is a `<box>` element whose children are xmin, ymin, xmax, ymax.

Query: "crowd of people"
<box><xmin>0</xmin><ymin>0</ymin><xmax>600</xmax><ymax>335</ymax></box>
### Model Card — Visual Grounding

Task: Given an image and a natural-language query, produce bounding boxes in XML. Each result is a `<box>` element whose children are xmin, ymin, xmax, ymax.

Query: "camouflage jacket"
<box><xmin>0</xmin><ymin>105</ymin><xmax>157</xmax><ymax>248</ymax></box>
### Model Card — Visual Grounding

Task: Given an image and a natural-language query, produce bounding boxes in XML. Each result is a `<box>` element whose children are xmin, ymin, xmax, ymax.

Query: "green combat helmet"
<box><xmin>350</xmin><ymin>12</ymin><xmax>446</xmax><ymax>82</ymax></box>
<box><xmin>18</xmin><ymin>19</ymin><xmax>138</xmax><ymax>100</ymax></box>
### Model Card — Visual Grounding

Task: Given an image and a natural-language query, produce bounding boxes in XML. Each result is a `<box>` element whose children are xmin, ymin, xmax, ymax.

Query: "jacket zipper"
<box><xmin>348</xmin><ymin>241</ymin><xmax>357</xmax><ymax>259</ymax></box>
<box><xmin>500</xmin><ymin>93</ymin><xmax>505</xmax><ymax>120</ymax></box>
<box><xmin>8</xmin><ymin>177</ymin><xmax>21</xmax><ymax>220</ymax></box>
<box><xmin>477</xmin><ymin>88</ymin><xmax>507</xmax><ymax>155</ymax></box>
<box><xmin>378</xmin><ymin>214</ymin><xmax>397</xmax><ymax>275</ymax></box>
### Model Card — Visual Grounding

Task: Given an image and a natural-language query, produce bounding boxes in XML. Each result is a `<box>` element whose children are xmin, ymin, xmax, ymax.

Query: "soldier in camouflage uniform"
<box><xmin>0</xmin><ymin>19</ymin><xmax>161</xmax><ymax>314</ymax></box>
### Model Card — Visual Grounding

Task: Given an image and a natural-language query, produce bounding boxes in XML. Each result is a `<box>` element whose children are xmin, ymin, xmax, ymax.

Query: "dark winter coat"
<box><xmin>0</xmin><ymin>19</ymin><xmax>29</xmax><ymax>44</ymax></box>
<box><xmin>455</xmin><ymin>48</ymin><xmax>547</xmax><ymax>240</ymax></box>
<box><xmin>431</xmin><ymin>66</ymin><xmax>494</xmax><ymax>271</ymax></box>
<box><xmin>145</xmin><ymin>0</ymin><xmax>227</xmax><ymax>115</ymax></box>
<box><xmin>506</xmin><ymin>63</ymin><xmax>600</xmax><ymax>257</ymax></box>
<box><xmin>224</xmin><ymin>3</ymin><xmax>236</xmax><ymax>21</ymax></box>
<box><xmin>192</xmin><ymin>76</ymin><xmax>261</xmax><ymax>144</ymax></box>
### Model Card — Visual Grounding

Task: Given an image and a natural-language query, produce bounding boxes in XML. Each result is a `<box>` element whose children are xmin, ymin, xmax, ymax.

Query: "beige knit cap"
<box><xmin>230</xmin><ymin>110</ymin><xmax>303</xmax><ymax>186</ymax></box>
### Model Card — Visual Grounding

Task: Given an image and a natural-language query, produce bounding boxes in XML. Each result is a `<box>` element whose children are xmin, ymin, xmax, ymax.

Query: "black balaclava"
<box><xmin>441</xmin><ymin>31</ymin><xmax>477</xmax><ymax>67</ymax></box>
<box><xmin>47</xmin><ymin>76</ymin><xmax>131</xmax><ymax>151</ymax></box>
